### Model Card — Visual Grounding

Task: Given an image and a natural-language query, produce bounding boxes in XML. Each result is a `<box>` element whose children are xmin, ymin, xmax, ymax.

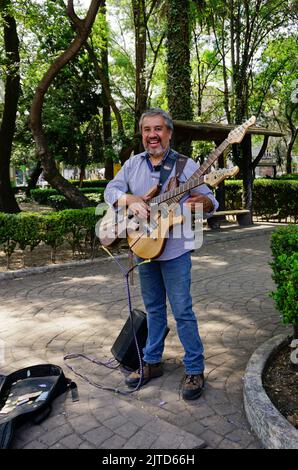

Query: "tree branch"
<box><xmin>66</xmin><ymin>0</ymin><xmax>83</xmax><ymax>28</ymax></box>
<box><xmin>29</xmin><ymin>0</ymin><xmax>103</xmax><ymax>206</ymax></box>
<box><xmin>85</xmin><ymin>42</ymin><xmax>125</xmax><ymax>136</ymax></box>
<box><xmin>252</xmin><ymin>135</ymin><xmax>269</xmax><ymax>169</ymax></box>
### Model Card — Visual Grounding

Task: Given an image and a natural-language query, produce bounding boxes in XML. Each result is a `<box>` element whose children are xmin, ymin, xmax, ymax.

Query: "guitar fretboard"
<box><xmin>150</xmin><ymin>139</ymin><xmax>229</xmax><ymax>206</ymax></box>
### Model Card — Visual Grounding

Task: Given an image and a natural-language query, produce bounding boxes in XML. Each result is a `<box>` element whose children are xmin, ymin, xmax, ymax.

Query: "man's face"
<box><xmin>141</xmin><ymin>115</ymin><xmax>172</xmax><ymax>157</ymax></box>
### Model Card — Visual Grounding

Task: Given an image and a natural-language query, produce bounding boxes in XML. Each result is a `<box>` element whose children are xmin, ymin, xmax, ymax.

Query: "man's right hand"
<box><xmin>119</xmin><ymin>194</ymin><xmax>150</xmax><ymax>219</ymax></box>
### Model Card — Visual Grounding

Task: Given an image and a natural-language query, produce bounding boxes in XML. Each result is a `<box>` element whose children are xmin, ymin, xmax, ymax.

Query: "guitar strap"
<box><xmin>158</xmin><ymin>150</ymin><xmax>179</xmax><ymax>190</ymax></box>
<box><xmin>175</xmin><ymin>154</ymin><xmax>188</xmax><ymax>181</ymax></box>
<box><xmin>158</xmin><ymin>152</ymin><xmax>188</xmax><ymax>194</ymax></box>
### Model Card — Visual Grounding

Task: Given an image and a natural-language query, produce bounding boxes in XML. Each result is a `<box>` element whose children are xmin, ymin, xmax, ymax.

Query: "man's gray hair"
<box><xmin>139</xmin><ymin>108</ymin><xmax>174</xmax><ymax>133</ymax></box>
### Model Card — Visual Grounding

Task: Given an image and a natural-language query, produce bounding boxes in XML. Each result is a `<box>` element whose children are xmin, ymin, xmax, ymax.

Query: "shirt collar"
<box><xmin>142</xmin><ymin>147</ymin><xmax>171</xmax><ymax>162</ymax></box>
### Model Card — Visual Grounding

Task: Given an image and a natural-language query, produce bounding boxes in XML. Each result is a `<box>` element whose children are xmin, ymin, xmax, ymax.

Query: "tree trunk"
<box><xmin>133</xmin><ymin>0</ymin><xmax>147</xmax><ymax>154</ymax></box>
<box><xmin>79</xmin><ymin>140</ymin><xmax>88</xmax><ymax>187</ymax></box>
<box><xmin>0</xmin><ymin>0</ymin><xmax>21</xmax><ymax>213</ymax></box>
<box><xmin>286</xmin><ymin>128</ymin><xmax>297</xmax><ymax>174</ymax></box>
<box><xmin>241</xmin><ymin>135</ymin><xmax>253</xmax><ymax>223</ymax></box>
<box><xmin>85</xmin><ymin>38</ymin><xmax>133</xmax><ymax>168</ymax></box>
<box><xmin>25</xmin><ymin>160</ymin><xmax>42</xmax><ymax>197</ymax></box>
<box><xmin>100</xmin><ymin>1</ymin><xmax>113</xmax><ymax>180</ymax></box>
<box><xmin>29</xmin><ymin>0</ymin><xmax>103</xmax><ymax>208</ymax></box>
<box><xmin>167</xmin><ymin>0</ymin><xmax>193</xmax><ymax>156</ymax></box>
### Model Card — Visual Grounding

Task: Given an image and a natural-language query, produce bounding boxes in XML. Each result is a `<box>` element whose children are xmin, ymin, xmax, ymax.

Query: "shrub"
<box><xmin>0</xmin><ymin>213</ymin><xmax>18</xmax><ymax>267</ymax></box>
<box><xmin>0</xmin><ymin>212</ymin><xmax>43</xmax><ymax>267</ymax></box>
<box><xmin>224</xmin><ymin>181</ymin><xmax>242</xmax><ymax>210</ymax></box>
<box><xmin>0</xmin><ymin>207</ymin><xmax>104</xmax><ymax>266</ymax></box>
<box><xmin>47</xmin><ymin>193</ymin><xmax>102</xmax><ymax>211</ymax></box>
<box><xmin>276</xmin><ymin>173</ymin><xmax>298</xmax><ymax>181</ymax></box>
<box><xmin>80</xmin><ymin>187</ymin><xmax>105</xmax><ymax>195</ymax></box>
<box><xmin>225</xmin><ymin>179</ymin><xmax>298</xmax><ymax>221</ymax></box>
<box><xmin>69</xmin><ymin>180</ymin><xmax>109</xmax><ymax>188</ymax></box>
<box><xmin>30</xmin><ymin>188</ymin><xmax>59</xmax><ymax>204</ymax></box>
<box><xmin>40</xmin><ymin>212</ymin><xmax>68</xmax><ymax>262</ymax></box>
<box><xmin>47</xmin><ymin>195</ymin><xmax>73</xmax><ymax>211</ymax></box>
<box><xmin>85</xmin><ymin>193</ymin><xmax>103</xmax><ymax>204</ymax></box>
<box><xmin>270</xmin><ymin>225</ymin><xmax>298</xmax><ymax>337</ymax></box>
<box><xmin>31</xmin><ymin>187</ymin><xmax>105</xmax><ymax>207</ymax></box>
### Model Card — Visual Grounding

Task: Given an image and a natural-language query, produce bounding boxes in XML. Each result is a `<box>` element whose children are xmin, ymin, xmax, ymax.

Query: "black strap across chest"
<box><xmin>158</xmin><ymin>152</ymin><xmax>188</xmax><ymax>189</ymax></box>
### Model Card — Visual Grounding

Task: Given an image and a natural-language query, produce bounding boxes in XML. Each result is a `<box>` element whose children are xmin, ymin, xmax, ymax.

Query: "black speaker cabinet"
<box><xmin>111</xmin><ymin>309</ymin><xmax>169</xmax><ymax>370</ymax></box>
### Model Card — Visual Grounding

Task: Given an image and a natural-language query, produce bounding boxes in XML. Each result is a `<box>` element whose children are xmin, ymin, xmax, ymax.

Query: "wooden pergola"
<box><xmin>172</xmin><ymin>120</ymin><xmax>284</xmax><ymax>215</ymax></box>
<box><xmin>173</xmin><ymin>119</ymin><xmax>283</xmax><ymax>147</ymax></box>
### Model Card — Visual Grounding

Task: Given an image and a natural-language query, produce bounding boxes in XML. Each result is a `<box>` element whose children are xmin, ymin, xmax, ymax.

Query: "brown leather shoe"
<box><xmin>182</xmin><ymin>373</ymin><xmax>204</xmax><ymax>400</ymax></box>
<box><xmin>125</xmin><ymin>362</ymin><xmax>163</xmax><ymax>388</ymax></box>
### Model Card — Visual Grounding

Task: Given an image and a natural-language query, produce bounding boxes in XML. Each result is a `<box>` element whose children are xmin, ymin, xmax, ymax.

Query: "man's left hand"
<box><xmin>185</xmin><ymin>194</ymin><xmax>214</xmax><ymax>213</ymax></box>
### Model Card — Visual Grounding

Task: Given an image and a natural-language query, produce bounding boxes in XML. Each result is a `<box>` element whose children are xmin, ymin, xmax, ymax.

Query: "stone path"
<box><xmin>0</xmin><ymin>224</ymin><xmax>290</xmax><ymax>449</ymax></box>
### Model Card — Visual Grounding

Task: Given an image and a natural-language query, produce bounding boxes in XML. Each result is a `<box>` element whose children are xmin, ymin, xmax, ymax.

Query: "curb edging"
<box><xmin>243</xmin><ymin>334</ymin><xmax>298</xmax><ymax>449</ymax></box>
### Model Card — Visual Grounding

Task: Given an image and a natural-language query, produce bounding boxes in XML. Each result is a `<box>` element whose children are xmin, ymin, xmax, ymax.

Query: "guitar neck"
<box><xmin>151</xmin><ymin>139</ymin><xmax>229</xmax><ymax>205</ymax></box>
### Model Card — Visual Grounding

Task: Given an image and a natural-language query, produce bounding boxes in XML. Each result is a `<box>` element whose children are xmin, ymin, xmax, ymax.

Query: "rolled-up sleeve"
<box><xmin>104</xmin><ymin>160</ymin><xmax>131</xmax><ymax>208</ymax></box>
<box><xmin>183</xmin><ymin>158</ymin><xmax>219</xmax><ymax>218</ymax></box>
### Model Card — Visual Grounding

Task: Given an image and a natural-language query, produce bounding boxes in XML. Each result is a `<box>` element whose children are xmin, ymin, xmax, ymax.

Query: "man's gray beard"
<box><xmin>146</xmin><ymin>143</ymin><xmax>166</xmax><ymax>157</ymax></box>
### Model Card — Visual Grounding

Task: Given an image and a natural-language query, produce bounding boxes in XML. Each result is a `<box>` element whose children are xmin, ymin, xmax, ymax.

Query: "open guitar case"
<box><xmin>0</xmin><ymin>364</ymin><xmax>77</xmax><ymax>449</ymax></box>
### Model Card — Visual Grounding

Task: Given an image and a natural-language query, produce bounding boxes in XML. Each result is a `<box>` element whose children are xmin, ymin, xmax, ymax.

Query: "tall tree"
<box><xmin>207</xmin><ymin>0</ymin><xmax>291</xmax><ymax>124</ymax></box>
<box><xmin>252</xmin><ymin>36</ymin><xmax>298</xmax><ymax>174</ymax></box>
<box><xmin>132</xmin><ymin>0</ymin><xmax>167</xmax><ymax>152</ymax></box>
<box><xmin>29</xmin><ymin>0</ymin><xmax>103</xmax><ymax>207</ymax></box>
<box><xmin>167</xmin><ymin>0</ymin><xmax>193</xmax><ymax>155</ymax></box>
<box><xmin>205</xmin><ymin>0</ymin><xmax>293</xmax><ymax>215</ymax></box>
<box><xmin>0</xmin><ymin>0</ymin><xmax>20</xmax><ymax>213</ymax></box>
<box><xmin>100</xmin><ymin>1</ymin><xmax>113</xmax><ymax>180</ymax></box>
<box><xmin>132</xmin><ymin>0</ymin><xmax>147</xmax><ymax>140</ymax></box>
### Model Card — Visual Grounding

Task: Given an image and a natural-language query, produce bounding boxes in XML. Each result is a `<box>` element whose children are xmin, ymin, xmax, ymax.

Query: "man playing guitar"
<box><xmin>104</xmin><ymin>108</ymin><xmax>218</xmax><ymax>400</ymax></box>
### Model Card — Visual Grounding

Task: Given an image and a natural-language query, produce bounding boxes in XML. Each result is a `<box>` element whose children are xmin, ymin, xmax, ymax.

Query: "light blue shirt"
<box><xmin>104</xmin><ymin>149</ymin><xmax>219</xmax><ymax>260</ymax></box>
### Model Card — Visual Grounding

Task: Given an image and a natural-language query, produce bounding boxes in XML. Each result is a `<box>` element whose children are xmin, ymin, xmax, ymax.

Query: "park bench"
<box><xmin>207</xmin><ymin>209</ymin><xmax>252</xmax><ymax>230</ymax></box>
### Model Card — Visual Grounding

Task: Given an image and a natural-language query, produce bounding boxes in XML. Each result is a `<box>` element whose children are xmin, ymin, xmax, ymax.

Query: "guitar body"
<box><xmin>127</xmin><ymin>211</ymin><xmax>184</xmax><ymax>259</ymax></box>
<box><xmin>98</xmin><ymin>186</ymin><xmax>160</xmax><ymax>248</ymax></box>
<box><xmin>98</xmin><ymin>206</ymin><xmax>123</xmax><ymax>247</ymax></box>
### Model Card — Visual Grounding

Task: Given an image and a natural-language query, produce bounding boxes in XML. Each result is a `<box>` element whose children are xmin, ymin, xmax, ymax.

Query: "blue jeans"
<box><xmin>138</xmin><ymin>252</ymin><xmax>204</xmax><ymax>375</ymax></box>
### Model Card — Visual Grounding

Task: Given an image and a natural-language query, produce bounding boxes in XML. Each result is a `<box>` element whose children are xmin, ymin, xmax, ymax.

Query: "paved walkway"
<box><xmin>0</xmin><ymin>223</ymin><xmax>291</xmax><ymax>449</ymax></box>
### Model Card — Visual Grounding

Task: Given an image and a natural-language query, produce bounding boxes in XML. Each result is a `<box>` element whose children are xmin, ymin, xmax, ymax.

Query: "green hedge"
<box><xmin>225</xmin><ymin>180</ymin><xmax>298</xmax><ymax>221</ymax></box>
<box><xmin>69</xmin><ymin>179</ymin><xmax>109</xmax><ymax>188</ymax></box>
<box><xmin>276</xmin><ymin>173</ymin><xmax>298</xmax><ymax>181</ymax></box>
<box><xmin>30</xmin><ymin>187</ymin><xmax>105</xmax><ymax>206</ymax></box>
<box><xmin>0</xmin><ymin>207</ymin><xmax>106</xmax><ymax>265</ymax></box>
<box><xmin>270</xmin><ymin>225</ymin><xmax>298</xmax><ymax>330</ymax></box>
<box><xmin>30</xmin><ymin>188</ymin><xmax>58</xmax><ymax>205</ymax></box>
<box><xmin>47</xmin><ymin>193</ymin><xmax>103</xmax><ymax>211</ymax></box>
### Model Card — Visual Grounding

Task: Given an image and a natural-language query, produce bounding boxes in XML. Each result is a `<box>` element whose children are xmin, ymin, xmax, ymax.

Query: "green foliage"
<box><xmin>0</xmin><ymin>211</ymin><xmax>43</xmax><ymax>266</ymax></box>
<box><xmin>276</xmin><ymin>174</ymin><xmax>298</xmax><ymax>181</ymax></box>
<box><xmin>0</xmin><ymin>213</ymin><xmax>18</xmax><ymax>261</ymax></box>
<box><xmin>79</xmin><ymin>188</ymin><xmax>105</xmax><ymax>196</ymax></box>
<box><xmin>69</xmin><ymin>180</ymin><xmax>109</xmax><ymax>188</ymax></box>
<box><xmin>30</xmin><ymin>187</ymin><xmax>105</xmax><ymax>207</ymax></box>
<box><xmin>30</xmin><ymin>188</ymin><xmax>58</xmax><ymax>205</ymax></box>
<box><xmin>251</xmin><ymin>35</ymin><xmax>298</xmax><ymax>147</ymax></box>
<box><xmin>225</xmin><ymin>180</ymin><xmax>298</xmax><ymax>222</ymax></box>
<box><xmin>47</xmin><ymin>195</ymin><xmax>73</xmax><ymax>211</ymax></box>
<box><xmin>11</xmin><ymin>0</ymin><xmax>104</xmax><ymax>172</ymax></box>
<box><xmin>11</xmin><ymin>212</ymin><xmax>42</xmax><ymax>251</ymax></box>
<box><xmin>3</xmin><ymin>0</ymin><xmax>297</xmax><ymax>192</ymax></box>
<box><xmin>0</xmin><ymin>207</ymin><xmax>104</xmax><ymax>264</ymax></box>
<box><xmin>224</xmin><ymin>181</ymin><xmax>242</xmax><ymax>209</ymax></box>
<box><xmin>47</xmin><ymin>192</ymin><xmax>103</xmax><ymax>210</ymax></box>
<box><xmin>270</xmin><ymin>226</ymin><xmax>298</xmax><ymax>327</ymax></box>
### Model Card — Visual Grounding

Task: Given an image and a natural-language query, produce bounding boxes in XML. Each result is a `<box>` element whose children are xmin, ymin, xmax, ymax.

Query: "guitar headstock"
<box><xmin>204</xmin><ymin>166</ymin><xmax>239</xmax><ymax>187</ymax></box>
<box><xmin>227</xmin><ymin>116</ymin><xmax>256</xmax><ymax>145</ymax></box>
